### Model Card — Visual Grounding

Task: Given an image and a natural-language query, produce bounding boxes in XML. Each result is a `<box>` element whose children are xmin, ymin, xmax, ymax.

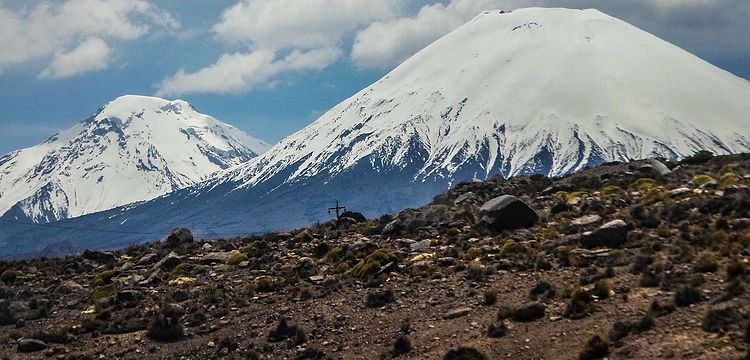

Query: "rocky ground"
<box><xmin>1</xmin><ymin>151</ymin><xmax>750</xmax><ymax>360</ymax></box>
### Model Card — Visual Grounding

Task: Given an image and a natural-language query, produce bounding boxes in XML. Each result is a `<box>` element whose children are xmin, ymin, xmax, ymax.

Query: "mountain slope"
<box><xmin>0</xmin><ymin>95</ymin><xmax>269</xmax><ymax>222</ymax></box>
<box><xmin>3</xmin><ymin>7</ymin><xmax>750</xmax><ymax>257</ymax></box>
<box><xmin>227</xmin><ymin>7</ymin><xmax>750</xmax><ymax>188</ymax></box>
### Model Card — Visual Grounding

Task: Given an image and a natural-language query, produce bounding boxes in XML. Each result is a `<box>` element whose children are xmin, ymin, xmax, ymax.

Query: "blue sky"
<box><xmin>1</xmin><ymin>0</ymin><xmax>749</xmax><ymax>155</ymax></box>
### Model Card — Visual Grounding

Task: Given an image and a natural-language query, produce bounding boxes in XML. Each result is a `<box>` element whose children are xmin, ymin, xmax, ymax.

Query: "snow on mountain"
<box><xmin>3</xmin><ymin>7</ymin><xmax>750</xmax><ymax>258</ymax></box>
<box><xmin>0</xmin><ymin>95</ymin><xmax>269</xmax><ymax>222</ymax></box>
<box><xmin>227</xmin><ymin>7</ymin><xmax>750</xmax><ymax>189</ymax></box>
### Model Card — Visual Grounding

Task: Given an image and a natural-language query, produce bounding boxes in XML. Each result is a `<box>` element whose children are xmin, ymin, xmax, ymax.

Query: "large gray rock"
<box><xmin>479</xmin><ymin>195</ymin><xmax>539</xmax><ymax>232</ymax></box>
<box><xmin>579</xmin><ymin>220</ymin><xmax>629</xmax><ymax>249</ymax></box>
<box><xmin>638</xmin><ymin>159</ymin><xmax>671</xmax><ymax>176</ymax></box>
<box><xmin>165</xmin><ymin>228</ymin><xmax>193</xmax><ymax>248</ymax></box>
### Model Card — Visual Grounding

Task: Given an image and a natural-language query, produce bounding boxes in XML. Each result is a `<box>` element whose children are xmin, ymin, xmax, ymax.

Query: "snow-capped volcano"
<box><xmin>3</xmin><ymin>7</ymin><xmax>750</xmax><ymax>258</ymax></box>
<box><xmin>229</xmin><ymin>7</ymin><xmax>750</xmax><ymax>187</ymax></box>
<box><xmin>0</xmin><ymin>95</ymin><xmax>269</xmax><ymax>222</ymax></box>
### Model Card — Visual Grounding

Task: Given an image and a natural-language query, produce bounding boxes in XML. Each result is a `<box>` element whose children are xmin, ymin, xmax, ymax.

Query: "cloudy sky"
<box><xmin>1</xmin><ymin>0</ymin><xmax>749</xmax><ymax>154</ymax></box>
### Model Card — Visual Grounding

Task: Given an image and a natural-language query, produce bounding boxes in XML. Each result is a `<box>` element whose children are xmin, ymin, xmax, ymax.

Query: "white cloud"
<box><xmin>0</xmin><ymin>0</ymin><xmax>178</xmax><ymax>75</ymax></box>
<box><xmin>212</xmin><ymin>0</ymin><xmax>402</xmax><ymax>49</ymax></box>
<box><xmin>352</xmin><ymin>0</ymin><xmax>507</xmax><ymax>69</ymax></box>
<box><xmin>156</xmin><ymin>47</ymin><xmax>342</xmax><ymax>96</ymax></box>
<box><xmin>351</xmin><ymin>0</ymin><xmax>750</xmax><ymax>69</ymax></box>
<box><xmin>156</xmin><ymin>0</ymin><xmax>401</xmax><ymax>95</ymax></box>
<box><xmin>40</xmin><ymin>37</ymin><xmax>111</xmax><ymax>79</ymax></box>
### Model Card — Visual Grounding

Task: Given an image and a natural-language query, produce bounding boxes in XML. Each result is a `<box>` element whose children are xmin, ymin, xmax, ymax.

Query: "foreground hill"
<box><xmin>0</xmin><ymin>152</ymin><xmax>748</xmax><ymax>359</ymax></box>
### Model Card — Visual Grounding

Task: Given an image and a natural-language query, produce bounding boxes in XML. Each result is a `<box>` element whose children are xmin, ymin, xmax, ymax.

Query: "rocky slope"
<box><xmin>0</xmin><ymin>95</ymin><xmax>269</xmax><ymax>223</ymax></box>
<box><xmin>1</xmin><ymin>152</ymin><xmax>749</xmax><ymax>359</ymax></box>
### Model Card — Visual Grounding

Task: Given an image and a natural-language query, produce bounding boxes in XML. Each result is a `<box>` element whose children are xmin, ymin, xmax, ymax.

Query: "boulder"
<box><xmin>410</xmin><ymin>239</ymin><xmax>431</xmax><ymax>252</ymax></box>
<box><xmin>579</xmin><ymin>220</ymin><xmax>628</xmax><ymax>249</ymax></box>
<box><xmin>637</xmin><ymin>159</ymin><xmax>671</xmax><ymax>176</ymax></box>
<box><xmin>513</xmin><ymin>302</ymin><xmax>546</xmax><ymax>322</ymax></box>
<box><xmin>154</xmin><ymin>252</ymin><xmax>182</xmax><ymax>270</ymax></box>
<box><xmin>339</xmin><ymin>211</ymin><xmax>366</xmax><ymax>223</ymax></box>
<box><xmin>293</xmin><ymin>257</ymin><xmax>318</xmax><ymax>279</ymax></box>
<box><xmin>479</xmin><ymin>195</ymin><xmax>539</xmax><ymax>232</ymax></box>
<box><xmin>17</xmin><ymin>339</ymin><xmax>47</xmax><ymax>353</ymax></box>
<box><xmin>570</xmin><ymin>215</ymin><xmax>602</xmax><ymax>228</ymax></box>
<box><xmin>165</xmin><ymin>228</ymin><xmax>193</xmax><ymax>248</ymax></box>
<box><xmin>382</xmin><ymin>220</ymin><xmax>403</xmax><ymax>236</ymax></box>
<box><xmin>336</xmin><ymin>217</ymin><xmax>358</xmax><ymax>228</ymax></box>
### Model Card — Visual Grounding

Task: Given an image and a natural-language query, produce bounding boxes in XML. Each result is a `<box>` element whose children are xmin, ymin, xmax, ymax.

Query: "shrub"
<box><xmin>694</xmin><ymin>252</ymin><xmax>719</xmax><ymax>273</ymax></box>
<box><xmin>89</xmin><ymin>285</ymin><xmax>117</xmax><ymax>302</ymax></box>
<box><xmin>593</xmin><ymin>280</ymin><xmax>612</xmax><ymax>299</ymax></box>
<box><xmin>691</xmin><ymin>174</ymin><xmax>716</xmax><ymax>187</ymax></box>
<box><xmin>631</xmin><ymin>178</ymin><xmax>658</xmax><ymax>192</ymax></box>
<box><xmin>674</xmin><ymin>284</ymin><xmax>701</xmax><ymax>307</ymax></box>
<box><xmin>578</xmin><ymin>335</ymin><xmax>609</xmax><ymax>360</ymax></box>
<box><xmin>680</xmin><ymin>150</ymin><xmax>713</xmax><ymax>165</ymax></box>
<box><xmin>255</xmin><ymin>277</ymin><xmax>275</xmax><ymax>293</ymax></box>
<box><xmin>483</xmin><ymin>288</ymin><xmax>498</xmax><ymax>305</ymax></box>
<box><xmin>169</xmin><ymin>263</ymin><xmax>190</xmax><ymax>279</ymax></box>
<box><xmin>487</xmin><ymin>321</ymin><xmax>507</xmax><ymax>338</ymax></box>
<box><xmin>268</xmin><ymin>318</ymin><xmax>306</xmax><ymax>346</ymax></box>
<box><xmin>443</xmin><ymin>347</ymin><xmax>487</xmax><ymax>360</ymax></box>
<box><xmin>639</xmin><ymin>271</ymin><xmax>661</xmax><ymax>288</ymax></box>
<box><xmin>93</xmin><ymin>270</ymin><xmax>119</xmax><ymax>287</ymax></box>
<box><xmin>500</xmin><ymin>239</ymin><xmax>525</xmax><ymax>256</ymax></box>
<box><xmin>227</xmin><ymin>252</ymin><xmax>247</xmax><ymax>266</ymax></box>
<box><xmin>564</xmin><ymin>286</ymin><xmax>594</xmax><ymax>319</ymax></box>
<box><xmin>366</xmin><ymin>288</ymin><xmax>395</xmax><ymax>308</ymax></box>
<box><xmin>322</xmin><ymin>246</ymin><xmax>344</xmax><ymax>264</ymax></box>
<box><xmin>702</xmin><ymin>307</ymin><xmax>739</xmax><ymax>333</ymax></box>
<box><xmin>147</xmin><ymin>305</ymin><xmax>183</xmax><ymax>342</ymax></box>
<box><xmin>726</xmin><ymin>259</ymin><xmax>747</xmax><ymax>280</ymax></box>
<box><xmin>351</xmin><ymin>250</ymin><xmax>396</xmax><ymax>278</ymax></box>
<box><xmin>0</xmin><ymin>270</ymin><xmax>18</xmax><ymax>284</ymax></box>
<box><xmin>239</xmin><ymin>241</ymin><xmax>260</xmax><ymax>254</ymax></box>
<box><xmin>639</xmin><ymin>311</ymin><xmax>656</xmax><ymax>331</ymax></box>
<box><xmin>528</xmin><ymin>281</ymin><xmax>556</xmax><ymax>300</ymax></box>
<box><xmin>393</xmin><ymin>335</ymin><xmax>411</xmax><ymax>356</ymax></box>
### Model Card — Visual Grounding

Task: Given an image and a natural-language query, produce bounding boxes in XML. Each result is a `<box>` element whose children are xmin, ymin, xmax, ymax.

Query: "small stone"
<box><xmin>443</xmin><ymin>307</ymin><xmax>472</xmax><ymax>319</ymax></box>
<box><xmin>207</xmin><ymin>341</ymin><xmax>215</xmax><ymax>348</ymax></box>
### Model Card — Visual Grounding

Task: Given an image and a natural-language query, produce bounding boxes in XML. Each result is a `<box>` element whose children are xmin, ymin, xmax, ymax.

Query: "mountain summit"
<box><xmin>229</xmin><ymin>7</ymin><xmax>750</xmax><ymax>187</ymax></box>
<box><xmin>0</xmin><ymin>95</ymin><xmax>269</xmax><ymax>222</ymax></box>
<box><xmin>3</xmin><ymin>8</ymin><xmax>750</xmax><ymax>257</ymax></box>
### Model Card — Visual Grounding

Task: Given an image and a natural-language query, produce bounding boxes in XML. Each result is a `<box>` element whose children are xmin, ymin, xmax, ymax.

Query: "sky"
<box><xmin>1</xmin><ymin>0</ymin><xmax>749</xmax><ymax>155</ymax></box>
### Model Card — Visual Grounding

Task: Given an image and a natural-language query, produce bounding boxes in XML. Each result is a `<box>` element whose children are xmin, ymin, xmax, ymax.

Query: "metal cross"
<box><xmin>327</xmin><ymin>200</ymin><xmax>346</xmax><ymax>219</ymax></box>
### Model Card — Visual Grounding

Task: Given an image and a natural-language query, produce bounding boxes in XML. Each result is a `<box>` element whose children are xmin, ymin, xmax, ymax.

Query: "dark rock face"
<box><xmin>17</xmin><ymin>338</ymin><xmax>47</xmax><ymax>352</ymax></box>
<box><xmin>479</xmin><ymin>195</ymin><xmax>539</xmax><ymax>232</ymax></box>
<box><xmin>579</xmin><ymin>220</ymin><xmax>629</xmax><ymax>249</ymax></box>
<box><xmin>82</xmin><ymin>249</ymin><xmax>116</xmax><ymax>263</ymax></box>
<box><xmin>165</xmin><ymin>228</ymin><xmax>193</xmax><ymax>248</ymax></box>
<box><xmin>513</xmin><ymin>302</ymin><xmax>546</xmax><ymax>322</ymax></box>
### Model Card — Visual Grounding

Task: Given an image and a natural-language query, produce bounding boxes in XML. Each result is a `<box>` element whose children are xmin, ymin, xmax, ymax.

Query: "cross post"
<box><xmin>327</xmin><ymin>200</ymin><xmax>346</xmax><ymax>219</ymax></box>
